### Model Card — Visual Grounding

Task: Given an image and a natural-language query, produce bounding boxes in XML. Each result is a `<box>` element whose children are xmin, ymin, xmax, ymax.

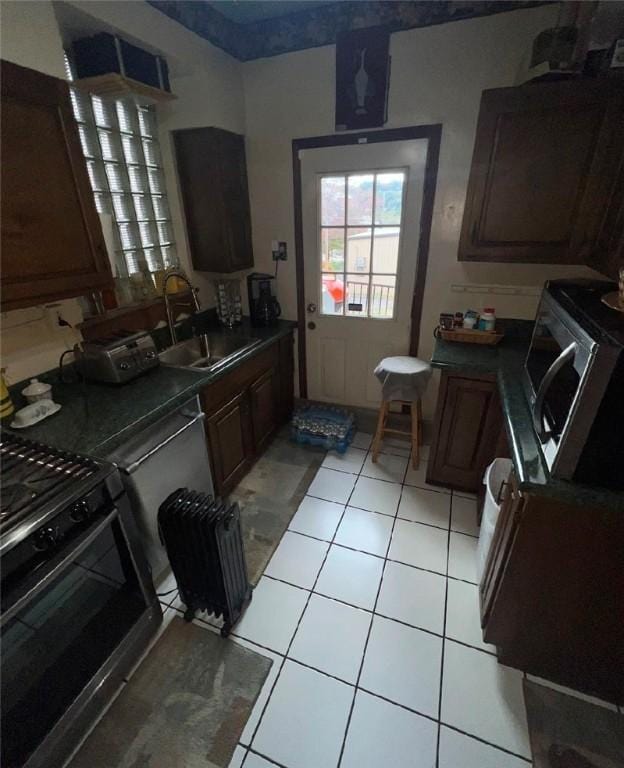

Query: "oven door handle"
<box><xmin>1</xmin><ymin>507</ymin><xmax>119</xmax><ymax>627</ymax></box>
<box><xmin>125</xmin><ymin>412</ymin><xmax>206</xmax><ymax>474</ymax></box>
<box><xmin>532</xmin><ymin>341</ymin><xmax>577</xmax><ymax>443</ymax></box>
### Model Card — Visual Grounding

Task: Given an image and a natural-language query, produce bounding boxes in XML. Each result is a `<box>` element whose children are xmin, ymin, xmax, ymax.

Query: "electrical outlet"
<box><xmin>278</xmin><ymin>241</ymin><xmax>287</xmax><ymax>261</ymax></box>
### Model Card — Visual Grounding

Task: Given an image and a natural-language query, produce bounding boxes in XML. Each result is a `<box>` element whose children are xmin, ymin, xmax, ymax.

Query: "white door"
<box><xmin>301</xmin><ymin>139</ymin><xmax>427</xmax><ymax>408</ymax></box>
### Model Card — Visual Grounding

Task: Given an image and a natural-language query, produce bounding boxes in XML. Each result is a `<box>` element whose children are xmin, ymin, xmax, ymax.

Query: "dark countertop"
<box><xmin>5</xmin><ymin>318</ymin><xmax>296</xmax><ymax>459</ymax></box>
<box><xmin>431</xmin><ymin>320</ymin><xmax>623</xmax><ymax>511</ymax></box>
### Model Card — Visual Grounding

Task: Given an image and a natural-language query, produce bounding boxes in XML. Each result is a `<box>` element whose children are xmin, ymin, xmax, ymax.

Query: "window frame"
<box><xmin>64</xmin><ymin>55</ymin><xmax>177</xmax><ymax>279</ymax></box>
<box><xmin>316</xmin><ymin>167</ymin><xmax>408</xmax><ymax>321</ymax></box>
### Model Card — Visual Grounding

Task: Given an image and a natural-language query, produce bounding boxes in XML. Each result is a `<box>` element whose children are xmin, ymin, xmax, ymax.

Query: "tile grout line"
<box><xmin>242</xmin><ymin>441</ymin><xmax>487</xmax><ymax>767</ymax></box>
<box><xmin>152</xmin><ymin>442</ymin><xmax>530</xmax><ymax>766</ymax></box>
<box><xmin>435</xmin><ymin>488</ymin><xmax>453</xmax><ymax>768</ymax></box>
<box><xmin>231</xmin><ymin>440</ymin><xmax>530</xmax><ymax>765</ymax></box>
<box><xmin>260</xmin><ymin>573</ymin><xmax>495</xmax><ymax>657</ymax></box>
<box><xmin>243</xmin><ymin>445</ymin><xmax>369</xmax><ymax>757</ymax></box>
<box><xmin>335</xmin><ymin>444</ymin><xmax>409</xmax><ymax>767</ymax></box>
<box><xmin>271</xmin><ymin>528</ymin><xmax>480</xmax><ymax>583</ymax></box>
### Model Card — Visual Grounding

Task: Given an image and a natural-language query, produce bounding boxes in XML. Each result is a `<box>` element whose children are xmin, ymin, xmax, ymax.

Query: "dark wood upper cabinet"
<box><xmin>1</xmin><ymin>60</ymin><xmax>112</xmax><ymax>311</ymax></box>
<box><xmin>458</xmin><ymin>79</ymin><xmax>624</xmax><ymax>274</ymax></box>
<box><xmin>173</xmin><ymin>127</ymin><xmax>254</xmax><ymax>273</ymax></box>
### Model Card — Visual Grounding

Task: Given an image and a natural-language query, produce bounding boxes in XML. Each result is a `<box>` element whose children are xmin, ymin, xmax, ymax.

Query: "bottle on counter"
<box><xmin>0</xmin><ymin>369</ymin><xmax>14</xmax><ymax>420</ymax></box>
<box><xmin>480</xmin><ymin>307</ymin><xmax>496</xmax><ymax>331</ymax></box>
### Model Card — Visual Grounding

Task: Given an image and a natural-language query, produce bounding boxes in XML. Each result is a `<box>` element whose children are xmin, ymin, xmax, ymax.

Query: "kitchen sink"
<box><xmin>158</xmin><ymin>334</ymin><xmax>257</xmax><ymax>370</ymax></box>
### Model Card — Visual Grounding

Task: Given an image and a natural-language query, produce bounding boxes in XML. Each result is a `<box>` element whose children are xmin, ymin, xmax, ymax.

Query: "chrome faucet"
<box><xmin>162</xmin><ymin>269</ymin><xmax>201</xmax><ymax>345</ymax></box>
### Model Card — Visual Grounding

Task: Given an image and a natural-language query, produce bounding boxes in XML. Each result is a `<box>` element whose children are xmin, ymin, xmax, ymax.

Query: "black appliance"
<box><xmin>247</xmin><ymin>272</ymin><xmax>281</xmax><ymax>327</ymax></box>
<box><xmin>158</xmin><ymin>489</ymin><xmax>251</xmax><ymax>637</ymax></box>
<box><xmin>0</xmin><ymin>435</ymin><xmax>162</xmax><ymax>768</ymax></box>
<box><xmin>523</xmin><ymin>279</ymin><xmax>624</xmax><ymax>489</ymax></box>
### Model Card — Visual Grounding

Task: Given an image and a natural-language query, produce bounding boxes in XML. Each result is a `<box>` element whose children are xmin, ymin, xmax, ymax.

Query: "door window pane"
<box><xmin>374</xmin><ymin>172</ymin><xmax>405</xmax><ymax>225</ymax></box>
<box><xmin>321</xmin><ymin>273</ymin><xmax>345</xmax><ymax>315</ymax></box>
<box><xmin>321</xmin><ymin>177</ymin><xmax>345</xmax><ymax>225</ymax></box>
<box><xmin>346</xmin><ymin>227</ymin><xmax>371</xmax><ymax>272</ymax></box>
<box><xmin>345</xmin><ymin>274</ymin><xmax>369</xmax><ymax>316</ymax></box>
<box><xmin>321</xmin><ymin>228</ymin><xmax>344</xmax><ymax>272</ymax></box>
<box><xmin>372</xmin><ymin>227</ymin><xmax>400</xmax><ymax>274</ymax></box>
<box><xmin>370</xmin><ymin>276</ymin><xmax>396</xmax><ymax>319</ymax></box>
<box><xmin>319</xmin><ymin>169</ymin><xmax>405</xmax><ymax>319</ymax></box>
<box><xmin>347</xmin><ymin>174</ymin><xmax>374</xmax><ymax>225</ymax></box>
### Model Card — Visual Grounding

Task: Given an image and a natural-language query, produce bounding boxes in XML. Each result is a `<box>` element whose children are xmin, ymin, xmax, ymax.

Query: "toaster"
<box><xmin>76</xmin><ymin>330</ymin><xmax>159</xmax><ymax>384</ymax></box>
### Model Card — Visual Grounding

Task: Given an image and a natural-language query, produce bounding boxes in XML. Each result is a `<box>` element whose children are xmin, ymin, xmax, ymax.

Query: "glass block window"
<box><xmin>319</xmin><ymin>171</ymin><xmax>406</xmax><ymax>319</ymax></box>
<box><xmin>64</xmin><ymin>55</ymin><xmax>177</xmax><ymax>277</ymax></box>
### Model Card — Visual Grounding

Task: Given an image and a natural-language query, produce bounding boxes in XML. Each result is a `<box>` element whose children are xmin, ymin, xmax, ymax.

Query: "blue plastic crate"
<box><xmin>291</xmin><ymin>405</ymin><xmax>355</xmax><ymax>453</ymax></box>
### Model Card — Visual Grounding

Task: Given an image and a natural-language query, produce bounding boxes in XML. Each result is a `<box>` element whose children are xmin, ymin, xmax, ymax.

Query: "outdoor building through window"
<box><xmin>319</xmin><ymin>170</ymin><xmax>406</xmax><ymax>319</ymax></box>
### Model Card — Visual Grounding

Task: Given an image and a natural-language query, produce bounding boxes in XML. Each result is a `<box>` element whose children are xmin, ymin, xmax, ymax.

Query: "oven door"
<box><xmin>0</xmin><ymin>506</ymin><xmax>158</xmax><ymax>768</ymax></box>
<box><xmin>524</xmin><ymin>291</ymin><xmax>595</xmax><ymax>475</ymax></box>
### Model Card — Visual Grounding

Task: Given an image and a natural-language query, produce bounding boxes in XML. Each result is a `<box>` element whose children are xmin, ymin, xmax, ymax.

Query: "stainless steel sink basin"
<box><xmin>158</xmin><ymin>334</ymin><xmax>256</xmax><ymax>370</ymax></box>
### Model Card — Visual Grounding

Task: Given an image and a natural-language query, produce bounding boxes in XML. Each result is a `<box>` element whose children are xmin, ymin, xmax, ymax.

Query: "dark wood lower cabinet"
<box><xmin>250</xmin><ymin>367</ymin><xmax>278</xmax><ymax>454</ymax></box>
<box><xmin>427</xmin><ymin>371</ymin><xmax>507</xmax><ymax>493</ymax></box>
<box><xmin>206</xmin><ymin>391</ymin><xmax>253</xmax><ymax>492</ymax></box>
<box><xmin>201</xmin><ymin>331</ymin><xmax>294</xmax><ymax>496</ymax></box>
<box><xmin>481</xmin><ymin>469</ymin><xmax>624</xmax><ymax>705</ymax></box>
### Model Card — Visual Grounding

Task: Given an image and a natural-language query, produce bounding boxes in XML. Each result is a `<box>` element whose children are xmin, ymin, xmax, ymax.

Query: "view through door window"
<box><xmin>319</xmin><ymin>171</ymin><xmax>406</xmax><ymax>319</ymax></box>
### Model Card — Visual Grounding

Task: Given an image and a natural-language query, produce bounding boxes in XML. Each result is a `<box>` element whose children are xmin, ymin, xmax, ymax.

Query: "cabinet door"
<box><xmin>1</xmin><ymin>60</ymin><xmax>112</xmax><ymax>310</ymax></box>
<box><xmin>459</xmin><ymin>79</ymin><xmax>624</xmax><ymax>265</ymax></box>
<box><xmin>205</xmin><ymin>391</ymin><xmax>253</xmax><ymax>496</ymax></box>
<box><xmin>427</xmin><ymin>372</ymin><xmax>504</xmax><ymax>492</ymax></box>
<box><xmin>250</xmin><ymin>367</ymin><xmax>278</xmax><ymax>453</ymax></box>
<box><xmin>173</xmin><ymin>127</ymin><xmax>253</xmax><ymax>273</ymax></box>
<box><xmin>218</xmin><ymin>130</ymin><xmax>254</xmax><ymax>272</ymax></box>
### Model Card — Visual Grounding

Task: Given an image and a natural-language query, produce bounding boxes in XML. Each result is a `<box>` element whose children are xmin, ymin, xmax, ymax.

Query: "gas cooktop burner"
<box><xmin>0</xmin><ymin>435</ymin><xmax>105</xmax><ymax>535</ymax></box>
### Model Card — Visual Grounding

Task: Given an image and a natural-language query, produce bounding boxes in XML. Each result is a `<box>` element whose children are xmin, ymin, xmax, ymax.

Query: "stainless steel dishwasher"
<box><xmin>108</xmin><ymin>397</ymin><xmax>214</xmax><ymax>580</ymax></box>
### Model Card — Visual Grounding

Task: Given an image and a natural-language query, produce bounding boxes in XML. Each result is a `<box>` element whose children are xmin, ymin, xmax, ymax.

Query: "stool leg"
<box><xmin>411</xmin><ymin>399</ymin><xmax>421</xmax><ymax>469</ymax></box>
<box><xmin>372</xmin><ymin>401</ymin><xmax>388</xmax><ymax>463</ymax></box>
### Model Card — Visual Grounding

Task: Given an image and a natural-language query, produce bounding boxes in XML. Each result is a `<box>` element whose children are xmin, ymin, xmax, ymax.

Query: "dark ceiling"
<box><xmin>148</xmin><ymin>1</ymin><xmax>551</xmax><ymax>61</ymax></box>
<box><xmin>206</xmin><ymin>1</ymin><xmax>333</xmax><ymax>24</ymax></box>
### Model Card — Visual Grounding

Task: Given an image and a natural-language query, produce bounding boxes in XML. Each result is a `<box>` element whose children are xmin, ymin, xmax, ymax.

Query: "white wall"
<box><xmin>0</xmin><ymin>0</ymin><xmax>246</xmax><ymax>384</ymax></box>
<box><xmin>242</xmin><ymin>5</ymin><xmax>603</xmax><ymax>417</ymax></box>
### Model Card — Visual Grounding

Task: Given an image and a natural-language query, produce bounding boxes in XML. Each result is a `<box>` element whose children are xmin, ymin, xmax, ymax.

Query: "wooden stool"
<box><xmin>372</xmin><ymin>399</ymin><xmax>423</xmax><ymax>469</ymax></box>
<box><xmin>372</xmin><ymin>354</ymin><xmax>431</xmax><ymax>470</ymax></box>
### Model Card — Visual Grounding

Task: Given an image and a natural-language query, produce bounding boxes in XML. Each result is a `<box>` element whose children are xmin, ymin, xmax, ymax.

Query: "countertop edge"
<box><xmin>93</xmin><ymin>321</ymin><xmax>297</xmax><ymax>458</ymax></box>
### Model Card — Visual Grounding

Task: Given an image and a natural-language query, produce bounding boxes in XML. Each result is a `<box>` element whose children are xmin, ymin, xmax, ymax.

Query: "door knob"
<box><xmin>307</xmin><ymin>303</ymin><xmax>317</xmax><ymax>314</ymax></box>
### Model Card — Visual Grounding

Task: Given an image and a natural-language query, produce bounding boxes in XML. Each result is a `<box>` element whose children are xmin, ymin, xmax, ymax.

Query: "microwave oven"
<box><xmin>523</xmin><ymin>280</ymin><xmax>624</xmax><ymax>490</ymax></box>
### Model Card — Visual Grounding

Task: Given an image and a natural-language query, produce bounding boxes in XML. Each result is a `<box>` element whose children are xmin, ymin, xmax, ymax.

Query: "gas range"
<box><xmin>0</xmin><ymin>433</ymin><xmax>161</xmax><ymax>768</ymax></box>
<box><xmin>0</xmin><ymin>434</ymin><xmax>116</xmax><ymax>556</ymax></box>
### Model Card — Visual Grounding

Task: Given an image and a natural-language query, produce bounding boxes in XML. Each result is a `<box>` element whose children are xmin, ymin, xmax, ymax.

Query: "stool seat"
<box><xmin>374</xmin><ymin>356</ymin><xmax>432</xmax><ymax>402</ymax></box>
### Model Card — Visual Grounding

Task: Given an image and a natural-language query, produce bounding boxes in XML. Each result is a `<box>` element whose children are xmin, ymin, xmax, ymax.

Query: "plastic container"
<box><xmin>21</xmin><ymin>378</ymin><xmax>52</xmax><ymax>404</ymax></box>
<box><xmin>480</xmin><ymin>307</ymin><xmax>496</xmax><ymax>332</ymax></box>
<box><xmin>291</xmin><ymin>405</ymin><xmax>355</xmax><ymax>453</ymax></box>
<box><xmin>477</xmin><ymin>457</ymin><xmax>513</xmax><ymax>581</ymax></box>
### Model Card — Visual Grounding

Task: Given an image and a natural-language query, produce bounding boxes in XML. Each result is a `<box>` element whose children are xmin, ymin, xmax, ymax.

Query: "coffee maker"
<box><xmin>247</xmin><ymin>272</ymin><xmax>281</xmax><ymax>327</ymax></box>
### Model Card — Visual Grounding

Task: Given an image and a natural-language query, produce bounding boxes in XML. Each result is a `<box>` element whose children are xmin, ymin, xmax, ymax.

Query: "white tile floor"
<box><xmin>156</xmin><ymin>435</ymin><xmax>557</xmax><ymax>767</ymax></box>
